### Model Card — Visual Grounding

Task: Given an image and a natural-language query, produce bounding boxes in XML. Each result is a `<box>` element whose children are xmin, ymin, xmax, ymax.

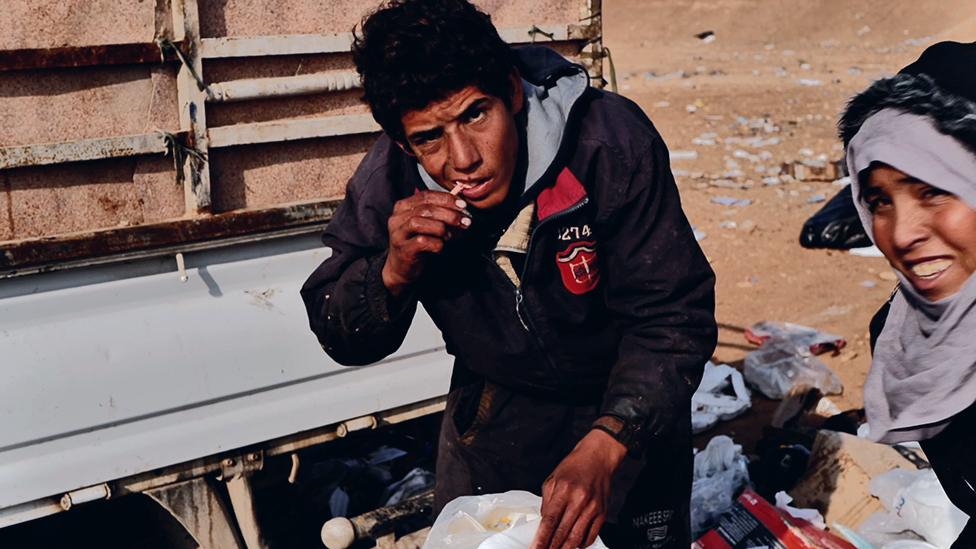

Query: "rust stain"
<box><xmin>0</xmin><ymin>199</ymin><xmax>339</xmax><ymax>270</ymax></box>
<box><xmin>3</xmin><ymin>172</ymin><xmax>12</xmax><ymax>239</ymax></box>
<box><xmin>0</xmin><ymin>42</ymin><xmax>183</xmax><ymax>72</ymax></box>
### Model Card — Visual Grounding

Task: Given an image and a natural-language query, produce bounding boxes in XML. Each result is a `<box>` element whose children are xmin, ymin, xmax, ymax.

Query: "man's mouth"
<box><xmin>454</xmin><ymin>178</ymin><xmax>492</xmax><ymax>200</ymax></box>
<box><xmin>909</xmin><ymin>258</ymin><xmax>953</xmax><ymax>279</ymax></box>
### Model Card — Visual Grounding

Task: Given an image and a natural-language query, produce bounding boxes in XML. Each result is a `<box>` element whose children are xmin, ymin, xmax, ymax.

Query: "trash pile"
<box><xmin>423</xmin><ymin>491</ymin><xmax>608</xmax><ymax>549</ymax></box>
<box><xmin>687</xmin><ymin>320</ymin><xmax>967</xmax><ymax>548</ymax></box>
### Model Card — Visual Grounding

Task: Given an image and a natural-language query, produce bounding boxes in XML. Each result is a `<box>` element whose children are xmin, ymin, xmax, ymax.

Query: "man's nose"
<box><xmin>447</xmin><ymin>131</ymin><xmax>482</xmax><ymax>173</ymax></box>
<box><xmin>891</xmin><ymin>202</ymin><xmax>930</xmax><ymax>251</ymax></box>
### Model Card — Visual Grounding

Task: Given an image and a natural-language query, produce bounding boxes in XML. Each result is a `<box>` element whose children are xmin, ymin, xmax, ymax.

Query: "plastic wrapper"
<box><xmin>692</xmin><ymin>361</ymin><xmax>752</xmax><ymax>434</ymax></box>
<box><xmin>744</xmin><ymin>337</ymin><xmax>843</xmax><ymax>399</ymax></box>
<box><xmin>691</xmin><ymin>435</ymin><xmax>751</xmax><ymax>538</ymax></box>
<box><xmin>745</xmin><ymin>321</ymin><xmax>846</xmax><ymax>355</ymax></box>
<box><xmin>743</xmin><ymin>322</ymin><xmax>844</xmax><ymax>400</ymax></box>
<box><xmin>859</xmin><ymin>469</ymin><xmax>968</xmax><ymax>548</ymax></box>
<box><xmin>424</xmin><ymin>491</ymin><xmax>608</xmax><ymax>549</ymax></box>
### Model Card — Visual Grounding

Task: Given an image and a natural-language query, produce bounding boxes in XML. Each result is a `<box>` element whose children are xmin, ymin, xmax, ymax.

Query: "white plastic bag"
<box><xmin>743</xmin><ymin>336</ymin><xmax>843</xmax><ymax>399</ymax></box>
<box><xmin>692</xmin><ymin>362</ymin><xmax>752</xmax><ymax>433</ymax></box>
<box><xmin>858</xmin><ymin>468</ymin><xmax>967</xmax><ymax>548</ymax></box>
<box><xmin>690</xmin><ymin>435</ymin><xmax>750</xmax><ymax>538</ymax></box>
<box><xmin>423</xmin><ymin>491</ymin><xmax>608</xmax><ymax>549</ymax></box>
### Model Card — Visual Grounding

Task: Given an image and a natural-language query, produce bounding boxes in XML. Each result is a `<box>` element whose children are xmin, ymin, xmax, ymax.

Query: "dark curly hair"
<box><xmin>352</xmin><ymin>0</ymin><xmax>517</xmax><ymax>145</ymax></box>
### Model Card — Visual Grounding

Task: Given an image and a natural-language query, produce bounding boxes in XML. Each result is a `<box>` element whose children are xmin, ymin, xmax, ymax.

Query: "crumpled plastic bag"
<box><xmin>858</xmin><ymin>469</ymin><xmax>968</xmax><ymax>548</ymax></box>
<box><xmin>745</xmin><ymin>321</ymin><xmax>846</xmax><ymax>355</ymax></box>
<box><xmin>691</xmin><ymin>435</ymin><xmax>750</xmax><ymax>538</ymax></box>
<box><xmin>423</xmin><ymin>491</ymin><xmax>608</xmax><ymax>549</ymax></box>
<box><xmin>744</xmin><ymin>336</ymin><xmax>843</xmax><ymax>399</ymax></box>
<box><xmin>692</xmin><ymin>362</ymin><xmax>752</xmax><ymax>434</ymax></box>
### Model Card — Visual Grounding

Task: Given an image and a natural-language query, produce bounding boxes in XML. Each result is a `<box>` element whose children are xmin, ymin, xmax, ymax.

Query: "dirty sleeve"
<box><xmin>595</xmin><ymin>135</ymin><xmax>717</xmax><ymax>452</ymax></box>
<box><xmin>300</xmin><ymin>144</ymin><xmax>418</xmax><ymax>366</ymax></box>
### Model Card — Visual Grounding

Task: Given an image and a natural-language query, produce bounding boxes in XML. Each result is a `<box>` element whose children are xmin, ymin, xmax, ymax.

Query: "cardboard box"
<box><xmin>788</xmin><ymin>431</ymin><xmax>918</xmax><ymax>529</ymax></box>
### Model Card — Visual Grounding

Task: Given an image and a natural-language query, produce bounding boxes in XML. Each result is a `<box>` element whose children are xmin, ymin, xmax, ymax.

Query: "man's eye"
<box><xmin>465</xmin><ymin>109</ymin><xmax>487</xmax><ymax>123</ymax></box>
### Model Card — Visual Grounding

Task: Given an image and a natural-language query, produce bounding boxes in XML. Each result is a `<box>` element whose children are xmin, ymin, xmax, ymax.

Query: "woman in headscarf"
<box><xmin>840</xmin><ymin>40</ymin><xmax>976</xmax><ymax>546</ymax></box>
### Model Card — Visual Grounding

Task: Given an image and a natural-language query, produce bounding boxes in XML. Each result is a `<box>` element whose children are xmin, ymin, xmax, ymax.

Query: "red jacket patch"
<box><xmin>556</xmin><ymin>240</ymin><xmax>600</xmax><ymax>295</ymax></box>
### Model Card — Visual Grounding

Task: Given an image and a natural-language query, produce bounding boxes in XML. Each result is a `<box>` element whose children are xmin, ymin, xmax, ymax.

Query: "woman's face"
<box><xmin>864</xmin><ymin>164</ymin><xmax>976</xmax><ymax>301</ymax></box>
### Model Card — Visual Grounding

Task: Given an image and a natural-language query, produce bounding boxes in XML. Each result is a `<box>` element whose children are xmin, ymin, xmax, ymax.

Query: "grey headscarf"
<box><xmin>848</xmin><ymin>108</ymin><xmax>976</xmax><ymax>443</ymax></box>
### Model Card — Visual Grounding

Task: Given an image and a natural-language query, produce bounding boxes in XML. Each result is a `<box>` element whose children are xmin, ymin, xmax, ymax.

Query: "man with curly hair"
<box><xmin>301</xmin><ymin>1</ymin><xmax>716</xmax><ymax>546</ymax></box>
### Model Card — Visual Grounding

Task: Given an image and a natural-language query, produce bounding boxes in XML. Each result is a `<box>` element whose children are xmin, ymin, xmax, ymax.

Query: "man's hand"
<box><xmin>532</xmin><ymin>429</ymin><xmax>628</xmax><ymax>549</ymax></box>
<box><xmin>383</xmin><ymin>191</ymin><xmax>471</xmax><ymax>296</ymax></box>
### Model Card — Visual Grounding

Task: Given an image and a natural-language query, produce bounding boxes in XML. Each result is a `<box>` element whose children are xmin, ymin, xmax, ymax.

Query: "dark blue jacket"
<box><xmin>301</xmin><ymin>47</ymin><xmax>717</xmax><ymax>453</ymax></box>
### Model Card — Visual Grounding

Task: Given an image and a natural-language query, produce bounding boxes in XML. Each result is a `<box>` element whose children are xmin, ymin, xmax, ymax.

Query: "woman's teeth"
<box><xmin>911</xmin><ymin>259</ymin><xmax>953</xmax><ymax>278</ymax></box>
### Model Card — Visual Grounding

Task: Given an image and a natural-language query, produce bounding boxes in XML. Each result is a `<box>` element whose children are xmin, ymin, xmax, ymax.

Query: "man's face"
<box><xmin>400</xmin><ymin>75</ymin><xmax>523</xmax><ymax>210</ymax></box>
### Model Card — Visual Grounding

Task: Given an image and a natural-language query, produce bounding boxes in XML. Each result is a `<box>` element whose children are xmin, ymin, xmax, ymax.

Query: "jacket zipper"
<box><xmin>491</xmin><ymin>197</ymin><xmax>590</xmax><ymax>360</ymax></box>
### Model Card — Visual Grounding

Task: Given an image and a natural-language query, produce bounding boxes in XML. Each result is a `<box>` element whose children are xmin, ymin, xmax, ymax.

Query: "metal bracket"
<box><xmin>218</xmin><ymin>450</ymin><xmax>264</xmax><ymax>481</ymax></box>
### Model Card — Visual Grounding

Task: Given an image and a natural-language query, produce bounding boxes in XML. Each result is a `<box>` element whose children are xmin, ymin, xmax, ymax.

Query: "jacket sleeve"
<box><xmin>594</xmin><ymin>135</ymin><xmax>717</xmax><ymax>453</ymax></box>
<box><xmin>300</xmin><ymin>151</ymin><xmax>419</xmax><ymax>366</ymax></box>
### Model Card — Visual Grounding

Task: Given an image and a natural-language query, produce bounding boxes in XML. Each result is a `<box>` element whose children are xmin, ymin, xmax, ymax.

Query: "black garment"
<box><xmin>869</xmin><ymin>303</ymin><xmax>976</xmax><ymax>547</ymax></box>
<box><xmin>437</xmin><ymin>379</ymin><xmax>692</xmax><ymax>548</ymax></box>
<box><xmin>301</xmin><ymin>46</ymin><xmax>717</xmax><ymax>454</ymax></box>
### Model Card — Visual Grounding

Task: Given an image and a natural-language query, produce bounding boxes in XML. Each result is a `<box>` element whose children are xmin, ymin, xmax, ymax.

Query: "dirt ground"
<box><xmin>602</xmin><ymin>0</ymin><xmax>976</xmax><ymax>437</ymax></box>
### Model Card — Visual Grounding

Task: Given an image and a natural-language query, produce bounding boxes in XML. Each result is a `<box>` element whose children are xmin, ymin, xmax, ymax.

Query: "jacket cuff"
<box><xmin>364</xmin><ymin>251</ymin><xmax>416</xmax><ymax>323</ymax></box>
<box><xmin>591</xmin><ymin>415</ymin><xmax>645</xmax><ymax>457</ymax></box>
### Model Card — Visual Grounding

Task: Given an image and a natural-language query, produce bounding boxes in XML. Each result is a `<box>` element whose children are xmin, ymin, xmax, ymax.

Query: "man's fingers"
<box><xmin>547</xmin><ymin>494</ymin><xmax>585</xmax><ymax>549</ymax></box>
<box><xmin>561</xmin><ymin>510</ymin><xmax>594</xmax><ymax>549</ymax></box>
<box><xmin>581</xmin><ymin>512</ymin><xmax>605</xmax><ymax>549</ymax></box>
<box><xmin>533</xmin><ymin>485</ymin><xmax>566</xmax><ymax>549</ymax></box>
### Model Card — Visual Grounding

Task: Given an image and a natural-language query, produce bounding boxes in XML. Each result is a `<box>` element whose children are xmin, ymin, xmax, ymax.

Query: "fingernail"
<box><xmin>460</xmin><ymin>217</ymin><xmax>472</xmax><ymax>227</ymax></box>
<box><xmin>455</xmin><ymin>199</ymin><xmax>467</xmax><ymax>209</ymax></box>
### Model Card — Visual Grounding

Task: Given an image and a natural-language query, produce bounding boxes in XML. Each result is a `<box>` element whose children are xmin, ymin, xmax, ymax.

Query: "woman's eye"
<box><xmin>920</xmin><ymin>186</ymin><xmax>951</xmax><ymax>200</ymax></box>
<box><xmin>866</xmin><ymin>196</ymin><xmax>890</xmax><ymax>213</ymax></box>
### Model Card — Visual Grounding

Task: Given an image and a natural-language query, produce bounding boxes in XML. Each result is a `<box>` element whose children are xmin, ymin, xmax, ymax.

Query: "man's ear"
<box><xmin>509</xmin><ymin>69</ymin><xmax>524</xmax><ymax>114</ymax></box>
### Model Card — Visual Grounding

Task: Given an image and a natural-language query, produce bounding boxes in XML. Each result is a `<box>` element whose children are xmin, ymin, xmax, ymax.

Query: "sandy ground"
<box><xmin>602</xmin><ymin>0</ymin><xmax>976</xmax><ymax>436</ymax></box>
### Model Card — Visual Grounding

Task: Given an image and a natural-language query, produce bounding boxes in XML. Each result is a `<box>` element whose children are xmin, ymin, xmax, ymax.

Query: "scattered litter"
<box><xmin>654</xmin><ymin>100</ymin><xmax>671</xmax><ymax>108</ymax></box>
<box><xmin>857</xmin><ymin>25</ymin><xmax>872</xmax><ymax>36</ymax></box>
<box><xmin>694</xmin><ymin>488</ymin><xmax>857</xmax><ymax>548</ymax></box>
<box><xmin>692</xmin><ymin>362</ymin><xmax>752</xmax><ymax>434</ymax></box>
<box><xmin>799</xmin><ymin>185</ymin><xmax>872</xmax><ymax>249</ymax></box>
<box><xmin>799</xmin><ymin>63</ymin><xmax>812</xmax><ymax>71</ymax></box>
<box><xmin>743</xmin><ymin>322</ymin><xmax>844</xmax><ymax>399</ymax></box>
<box><xmin>425</xmin><ymin>491</ymin><xmax>608</xmax><ymax>549</ymax></box>
<box><xmin>670</xmin><ymin>149</ymin><xmax>699</xmax><ymax>161</ymax></box>
<box><xmin>776</xmin><ymin>491</ymin><xmax>826</xmax><ymax>530</ymax></box>
<box><xmin>878</xmin><ymin>271</ymin><xmax>898</xmax><ymax>282</ymax></box>
<box><xmin>850</xmin><ymin>246</ymin><xmax>884</xmax><ymax>258</ymax></box>
<box><xmin>763</xmin><ymin>176</ymin><xmax>782</xmax><ymax>186</ymax></box>
<box><xmin>385</xmin><ymin>467</ymin><xmax>435</xmax><ymax>506</ymax></box>
<box><xmin>692</xmin><ymin>132</ymin><xmax>718</xmax><ymax>145</ymax></box>
<box><xmin>720</xmin><ymin>220</ymin><xmax>737</xmax><ymax>229</ymax></box>
<box><xmin>686</xmin><ymin>103</ymin><xmax>699</xmax><ymax>113</ymax></box>
<box><xmin>745</xmin><ymin>321</ymin><xmax>846</xmax><ymax>354</ymax></box>
<box><xmin>695</xmin><ymin>30</ymin><xmax>716</xmax><ymax>43</ymax></box>
<box><xmin>798</xmin><ymin>78</ymin><xmax>823</xmax><ymax>87</ymax></box>
<box><xmin>711</xmin><ymin>196</ymin><xmax>752</xmax><ymax>207</ymax></box>
<box><xmin>807</xmin><ymin>193</ymin><xmax>827</xmax><ymax>204</ymax></box>
<box><xmin>693</xmin><ymin>227</ymin><xmax>707</xmax><ymax>241</ymax></box>
<box><xmin>790</xmin><ymin>431</ymin><xmax>923</xmax><ymax>533</ymax></box>
<box><xmin>691</xmin><ymin>435</ymin><xmax>751</xmax><ymax>537</ymax></box>
<box><xmin>861</xmin><ymin>280</ymin><xmax>877</xmax><ymax>288</ymax></box>
<box><xmin>860</xmin><ymin>469</ymin><xmax>968</xmax><ymax>548</ymax></box>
